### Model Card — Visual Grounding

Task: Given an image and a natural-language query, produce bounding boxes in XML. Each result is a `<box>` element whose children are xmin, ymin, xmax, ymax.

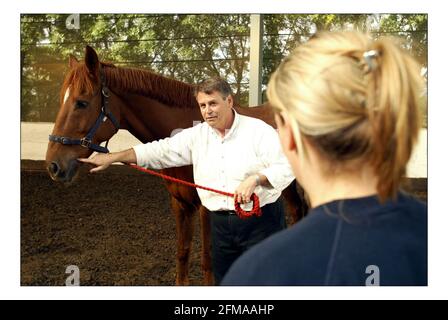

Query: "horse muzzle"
<box><xmin>47</xmin><ymin>158</ymin><xmax>80</xmax><ymax>183</ymax></box>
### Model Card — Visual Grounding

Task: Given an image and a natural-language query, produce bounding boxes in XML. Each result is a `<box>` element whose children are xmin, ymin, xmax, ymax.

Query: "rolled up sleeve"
<box><xmin>257</xmin><ymin>126</ymin><xmax>295</xmax><ymax>191</ymax></box>
<box><xmin>132</xmin><ymin>127</ymin><xmax>194</xmax><ymax>169</ymax></box>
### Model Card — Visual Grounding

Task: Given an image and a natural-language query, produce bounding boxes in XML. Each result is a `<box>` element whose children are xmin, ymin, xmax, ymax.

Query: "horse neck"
<box><xmin>234</xmin><ymin>104</ymin><xmax>277</xmax><ymax>128</ymax></box>
<box><xmin>115</xmin><ymin>91</ymin><xmax>203</xmax><ymax>143</ymax></box>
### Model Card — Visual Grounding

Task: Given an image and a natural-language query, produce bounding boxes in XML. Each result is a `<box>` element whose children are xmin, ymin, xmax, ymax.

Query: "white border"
<box><xmin>2</xmin><ymin>0</ymin><xmax>447</xmax><ymax>300</ymax></box>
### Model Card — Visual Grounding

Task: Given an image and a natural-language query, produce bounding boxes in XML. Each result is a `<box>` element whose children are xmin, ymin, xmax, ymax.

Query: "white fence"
<box><xmin>21</xmin><ymin>122</ymin><xmax>427</xmax><ymax>178</ymax></box>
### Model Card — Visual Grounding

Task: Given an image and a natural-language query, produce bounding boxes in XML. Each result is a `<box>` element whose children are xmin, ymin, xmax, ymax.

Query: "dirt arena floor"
<box><xmin>20</xmin><ymin>160</ymin><xmax>427</xmax><ymax>286</ymax></box>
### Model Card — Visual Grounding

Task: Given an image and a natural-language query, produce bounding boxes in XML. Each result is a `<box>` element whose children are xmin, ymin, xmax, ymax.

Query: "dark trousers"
<box><xmin>210</xmin><ymin>199</ymin><xmax>286</xmax><ymax>285</ymax></box>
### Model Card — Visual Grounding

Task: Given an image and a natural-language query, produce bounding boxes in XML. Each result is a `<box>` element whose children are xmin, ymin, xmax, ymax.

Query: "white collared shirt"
<box><xmin>132</xmin><ymin>110</ymin><xmax>295</xmax><ymax>212</ymax></box>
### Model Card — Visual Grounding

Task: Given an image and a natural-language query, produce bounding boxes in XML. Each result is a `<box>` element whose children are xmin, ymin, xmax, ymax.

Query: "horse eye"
<box><xmin>75</xmin><ymin>100</ymin><xmax>89</xmax><ymax>109</ymax></box>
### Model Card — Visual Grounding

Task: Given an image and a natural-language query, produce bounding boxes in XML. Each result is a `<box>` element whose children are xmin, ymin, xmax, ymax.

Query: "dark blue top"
<box><xmin>222</xmin><ymin>191</ymin><xmax>427</xmax><ymax>286</ymax></box>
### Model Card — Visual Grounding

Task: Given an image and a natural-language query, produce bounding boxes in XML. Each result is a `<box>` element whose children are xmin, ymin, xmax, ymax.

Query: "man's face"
<box><xmin>196</xmin><ymin>90</ymin><xmax>233</xmax><ymax>129</ymax></box>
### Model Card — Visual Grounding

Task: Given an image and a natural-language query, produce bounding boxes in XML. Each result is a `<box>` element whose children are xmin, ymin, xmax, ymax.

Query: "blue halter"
<box><xmin>49</xmin><ymin>67</ymin><xmax>120</xmax><ymax>153</ymax></box>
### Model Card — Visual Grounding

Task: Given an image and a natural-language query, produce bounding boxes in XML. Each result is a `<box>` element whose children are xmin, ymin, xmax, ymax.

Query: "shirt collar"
<box><xmin>212</xmin><ymin>108</ymin><xmax>240</xmax><ymax>141</ymax></box>
<box><xmin>224</xmin><ymin>108</ymin><xmax>240</xmax><ymax>139</ymax></box>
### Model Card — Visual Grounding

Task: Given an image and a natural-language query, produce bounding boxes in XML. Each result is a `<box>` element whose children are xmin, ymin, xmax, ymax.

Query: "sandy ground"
<box><xmin>21</xmin><ymin>164</ymin><xmax>204</xmax><ymax>286</ymax></box>
<box><xmin>20</xmin><ymin>161</ymin><xmax>426</xmax><ymax>286</ymax></box>
<box><xmin>20</xmin><ymin>121</ymin><xmax>427</xmax><ymax>286</ymax></box>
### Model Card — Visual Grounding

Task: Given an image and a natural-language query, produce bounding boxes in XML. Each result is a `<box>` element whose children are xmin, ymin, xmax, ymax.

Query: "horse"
<box><xmin>45</xmin><ymin>46</ymin><xmax>308</xmax><ymax>285</ymax></box>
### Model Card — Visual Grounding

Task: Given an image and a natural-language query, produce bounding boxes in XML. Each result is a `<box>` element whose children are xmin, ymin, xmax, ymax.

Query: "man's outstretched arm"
<box><xmin>77</xmin><ymin>148</ymin><xmax>137</xmax><ymax>173</ymax></box>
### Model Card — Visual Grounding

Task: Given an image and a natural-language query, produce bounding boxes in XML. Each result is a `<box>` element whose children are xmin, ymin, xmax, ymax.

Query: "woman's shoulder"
<box><xmin>221</xmin><ymin>193</ymin><xmax>427</xmax><ymax>285</ymax></box>
<box><xmin>221</xmin><ymin>211</ymin><xmax>336</xmax><ymax>285</ymax></box>
<box><xmin>397</xmin><ymin>191</ymin><xmax>427</xmax><ymax>213</ymax></box>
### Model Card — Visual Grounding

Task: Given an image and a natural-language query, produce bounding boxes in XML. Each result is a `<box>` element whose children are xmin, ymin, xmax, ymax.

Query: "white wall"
<box><xmin>21</xmin><ymin>122</ymin><xmax>141</xmax><ymax>161</ymax></box>
<box><xmin>21</xmin><ymin>122</ymin><xmax>427</xmax><ymax>178</ymax></box>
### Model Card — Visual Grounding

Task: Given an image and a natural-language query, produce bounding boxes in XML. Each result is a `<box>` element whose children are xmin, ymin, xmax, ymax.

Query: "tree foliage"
<box><xmin>20</xmin><ymin>14</ymin><xmax>427</xmax><ymax>123</ymax></box>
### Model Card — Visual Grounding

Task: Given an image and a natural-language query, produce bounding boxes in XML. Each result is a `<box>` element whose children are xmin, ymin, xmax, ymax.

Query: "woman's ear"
<box><xmin>286</xmin><ymin>121</ymin><xmax>298</xmax><ymax>152</ymax></box>
<box><xmin>274</xmin><ymin>112</ymin><xmax>285</xmax><ymax>127</ymax></box>
<box><xmin>275</xmin><ymin>112</ymin><xmax>297</xmax><ymax>153</ymax></box>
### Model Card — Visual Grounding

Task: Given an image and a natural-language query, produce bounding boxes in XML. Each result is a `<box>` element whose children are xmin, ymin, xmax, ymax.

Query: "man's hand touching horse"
<box><xmin>78</xmin><ymin>148</ymin><xmax>137</xmax><ymax>173</ymax></box>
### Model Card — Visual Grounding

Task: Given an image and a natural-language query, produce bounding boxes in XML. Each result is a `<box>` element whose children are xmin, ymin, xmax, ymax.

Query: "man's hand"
<box><xmin>234</xmin><ymin>175</ymin><xmax>259</xmax><ymax>204</ymax></box>
<box><xmin>78</xmin><ymin>148</ymin><xmax>137</xmax><ymax>173</ymax></box>
<box><xmin>78</xmin><ymin>153</ymin><xmax>116</xmax><ymax>173</ymax></box>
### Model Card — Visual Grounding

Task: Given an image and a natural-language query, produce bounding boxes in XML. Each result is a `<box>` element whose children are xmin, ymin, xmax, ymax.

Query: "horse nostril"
<box><xmin>48</xmin><ymin>162</ymin><xmax>60</xmax><ymax>176</ymax></box>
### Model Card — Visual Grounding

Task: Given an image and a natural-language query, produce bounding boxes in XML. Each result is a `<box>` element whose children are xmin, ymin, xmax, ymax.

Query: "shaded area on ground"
<box><xmin>21</xmin><ymin>160</ymin><xmax>427</xmax><ymax>286</ymax></box>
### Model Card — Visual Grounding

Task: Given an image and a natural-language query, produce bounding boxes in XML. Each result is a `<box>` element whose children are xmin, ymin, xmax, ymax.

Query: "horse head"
<box><xmin>45</xmin><ymin>46</ymin><xmax>121</xmax><ymax>183</ymax></box>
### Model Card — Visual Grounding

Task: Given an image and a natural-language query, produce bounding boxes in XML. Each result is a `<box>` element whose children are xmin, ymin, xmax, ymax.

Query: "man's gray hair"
<box><xmin>194</xmin><ymin>77</ymin><xmax>233</xmax><ymax>99</ymax></box>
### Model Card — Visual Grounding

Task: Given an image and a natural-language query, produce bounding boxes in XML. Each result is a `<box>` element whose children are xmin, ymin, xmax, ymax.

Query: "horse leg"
<box><xmin>198</xmin><ymin>205</ymin><xmax>214</xmax><ymax>285</ymax></box>
<box><xmin>171</xmin><ymin>196</ymin><xmax>195</xmax><ymax>286</ymax></box>
<box><xmin>282</xmin><ymin>181</ymin><xmax>309</xmax><ymax>224</ymax></box>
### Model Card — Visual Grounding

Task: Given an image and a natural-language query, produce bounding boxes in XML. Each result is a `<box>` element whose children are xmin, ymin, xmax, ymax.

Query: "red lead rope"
<box><xmin>128</xmin><ymin>163</ymin><xmax>261</xmax><ymax>219</ymax></box>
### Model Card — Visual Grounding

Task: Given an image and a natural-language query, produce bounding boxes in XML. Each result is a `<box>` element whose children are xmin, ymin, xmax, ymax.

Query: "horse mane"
<box><xmin>60</xmin><ymin>64</ymin><xmax>96</xmax><ymax>104</ymax></box>
<box><xmin>103</xmin><ymin>63</ymin><xmax>198</xmax><ymax>108</ymax></box>
<box><xmin>61</xmin><ymin>61</ymin><xmax>198</xmax><ymax>108</ymax></box>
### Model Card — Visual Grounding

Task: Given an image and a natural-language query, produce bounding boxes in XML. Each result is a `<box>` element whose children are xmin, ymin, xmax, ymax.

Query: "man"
<box><xmin>78</xmin><ymin>78</ymin><xmax>295</xmax><ymax>284</ymax></box>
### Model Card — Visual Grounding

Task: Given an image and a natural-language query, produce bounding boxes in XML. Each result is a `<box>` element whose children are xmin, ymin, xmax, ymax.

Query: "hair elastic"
<box><xmin>363</xmin><ymin>50</ymin><xmax>379</xmax><ymax>72</ymax></box>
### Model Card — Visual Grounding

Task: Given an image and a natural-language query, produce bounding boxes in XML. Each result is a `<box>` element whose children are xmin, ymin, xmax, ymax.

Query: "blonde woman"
<box><xmin>222</xmin><ymin>32</ymin><xmax>427</xmax><ymax>286</ymax></box>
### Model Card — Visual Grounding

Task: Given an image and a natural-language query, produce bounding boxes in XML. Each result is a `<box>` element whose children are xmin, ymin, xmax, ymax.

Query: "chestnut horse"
<box><xmin>45</xmin><ymin>46</ymin><xmax>308</xmax><ymax>285</ymax></box>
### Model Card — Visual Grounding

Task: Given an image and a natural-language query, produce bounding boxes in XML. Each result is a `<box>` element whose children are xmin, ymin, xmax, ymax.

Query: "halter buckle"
<box><xmin>80</xmin><ymin>138</ymin><xmax>92</xmax><ymax>148</ymax></box>
<box><xmin>102</xmin><ymin>87</ymin><xmax>110</xmax><ymax>98</ymax></box>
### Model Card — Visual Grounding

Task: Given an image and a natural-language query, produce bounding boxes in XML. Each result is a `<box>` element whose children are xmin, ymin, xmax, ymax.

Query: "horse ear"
<box><xmin>69</xmin><ymin>55</ymin><xmax>79</xmax><ymax>69</ymax></box>
<box><xmin>84</xmin><ymin>45</ymin><xmax>99</xmax><ymax>74</ymax></box>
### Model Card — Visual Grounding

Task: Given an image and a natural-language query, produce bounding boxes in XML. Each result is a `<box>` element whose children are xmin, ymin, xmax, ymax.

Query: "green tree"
<box><xmin>20</xmin><ymin>14</ymin><xmax>427</xmax><ymax>124</ymax></box>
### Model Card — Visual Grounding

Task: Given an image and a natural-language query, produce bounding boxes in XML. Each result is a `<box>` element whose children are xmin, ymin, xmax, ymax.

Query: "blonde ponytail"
<box><xmin>268</xmin><ymin>31</ymin><xmax>424</xmax><ymax>202</ymax></box>
<box><xmin>368</xmin><ymin>37</ymin><xmax>423</xmax><ymax>201</ymax></box>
